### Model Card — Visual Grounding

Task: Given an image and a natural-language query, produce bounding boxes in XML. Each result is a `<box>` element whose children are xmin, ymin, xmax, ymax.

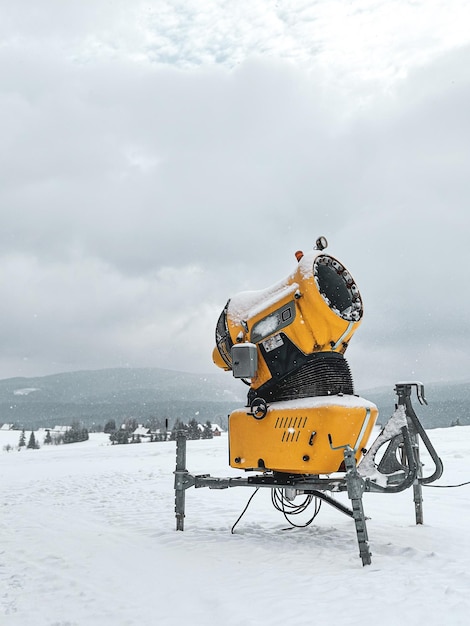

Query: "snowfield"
<box><xmin>1</xmin><ymin>426</ymin><xmax>469</xmax><ymax>626</ymax></box>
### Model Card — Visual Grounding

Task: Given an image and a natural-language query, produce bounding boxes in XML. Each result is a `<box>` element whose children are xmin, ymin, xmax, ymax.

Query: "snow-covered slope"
<box><xmin>1</xmin><ymin>426</ymin><xmax>469</xmax><ymax>625</ymax></box>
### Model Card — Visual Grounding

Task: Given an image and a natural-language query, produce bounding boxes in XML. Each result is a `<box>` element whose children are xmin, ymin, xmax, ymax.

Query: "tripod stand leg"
<box><xmin>344</xmin><ymin>447</ymin><xmax>372</xmax><ymax>566</ymax></box>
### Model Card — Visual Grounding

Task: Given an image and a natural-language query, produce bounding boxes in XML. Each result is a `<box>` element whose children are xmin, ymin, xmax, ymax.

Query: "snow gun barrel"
<box><xmin>211</xmin><ymin>238</ymin><xmax>377</xmax><ymax>476</ymax></box>
<box><xmin>212</xmin><ymin>240</ymin><xmax>364</xmax><ymax>394</ymax></box>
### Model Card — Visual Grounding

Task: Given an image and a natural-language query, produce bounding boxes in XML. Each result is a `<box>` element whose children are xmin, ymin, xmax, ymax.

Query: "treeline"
<box><xmin>105</xmin><ymin>416</ymin><xmax>215</xmax><ymax>445</ymax></box>
<box><xmin>170</xmin><ymin>419</ymin><xmax>214</xmax><ymax>440</ymax></box>
<box><xmin>3</xmin><ymin>421</ymin><xmax>89</xmax><ymax>452</ymax></box>
<box><xmin>2</xmin><ymin>415</ymin><xmax>220</xmax><ymax>452</ymax></box>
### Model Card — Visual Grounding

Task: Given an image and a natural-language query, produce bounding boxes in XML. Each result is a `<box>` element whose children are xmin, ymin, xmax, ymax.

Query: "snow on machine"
<box><xmin>174</xmin><ymin>237</ymin><xmax>443</xmax><ymax>565</ymax></box>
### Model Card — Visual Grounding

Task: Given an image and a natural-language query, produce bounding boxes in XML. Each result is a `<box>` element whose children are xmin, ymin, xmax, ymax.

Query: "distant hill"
<box><xmin>0</xmin><ymin>367</ymin><xmax>467</xmax><ymax>431</ymax></box>
<box><xmin>359</xmin><ymin>380</ymin><xmax>470</xmax><ymax>429</ymax></box>
<box><xmin>0</xmin><ymin>367</ymin><xmax>246</xmax><ymax>431</ymax></box>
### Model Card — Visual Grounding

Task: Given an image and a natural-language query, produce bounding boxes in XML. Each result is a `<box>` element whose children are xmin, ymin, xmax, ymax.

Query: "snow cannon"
<box><xmin>175</xmin><ymin>237</ymin><xmax>444</xmax><ymax>566</ymax></box>
<box><xmin>212</xmin><ymin>237</ymin><xmax>378</xmax><ymax>475</ymax></box>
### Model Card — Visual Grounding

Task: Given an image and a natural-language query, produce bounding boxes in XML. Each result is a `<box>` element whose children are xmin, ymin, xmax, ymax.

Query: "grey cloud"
<box><xmin>1</xmin><ymin>53</ymin><xmax>345</xmax><ymax>276</ymax></box>
<box><xmin>1</xmin><ymin>5</ymin><xmax>470</xmax><ymax>386</ymax></box>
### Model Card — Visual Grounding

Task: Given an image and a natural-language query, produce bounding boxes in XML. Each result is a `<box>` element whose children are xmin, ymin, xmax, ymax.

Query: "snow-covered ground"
<box><xmin>1</xmin><ymin>425</ymin><xmax>469</xmax><ymax>626</ymax></box>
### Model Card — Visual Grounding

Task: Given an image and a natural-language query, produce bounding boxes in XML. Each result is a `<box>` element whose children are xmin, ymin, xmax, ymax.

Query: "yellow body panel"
<box><xmin>229</xmin><ymin>396</ymin><xmax>378</xmax><ymax>474</ymax></box>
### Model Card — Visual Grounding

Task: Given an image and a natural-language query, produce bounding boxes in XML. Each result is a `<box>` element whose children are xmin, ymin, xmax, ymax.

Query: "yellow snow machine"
<box><xmin>174</xmin><ymin>237</ymin><xmax>444</xmax><ymax>566</ymax></box>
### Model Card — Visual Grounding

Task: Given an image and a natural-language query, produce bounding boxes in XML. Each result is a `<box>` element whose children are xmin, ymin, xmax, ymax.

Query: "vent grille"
<box><xmin>274</xmin><ymin>415</ymin><xmax>308</xmax><ymax>443</ymax></box>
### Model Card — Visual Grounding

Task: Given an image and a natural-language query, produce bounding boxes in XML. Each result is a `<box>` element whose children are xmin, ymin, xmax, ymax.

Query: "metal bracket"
<box><xmin>395</xmin><ymin>381</ymin><xmax>427</xmax><ymax>405</ymax></box>
<box><xmin>394</xmin><ymin>382</ymin><xmax>443</xmax><ymax>484</ymax></box>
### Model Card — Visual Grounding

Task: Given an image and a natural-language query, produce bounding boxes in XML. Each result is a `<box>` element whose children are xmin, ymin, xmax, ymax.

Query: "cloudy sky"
<box><xmin>1</xmin><ymin>0</ymin><xmax>470</xmax><ymax>391</ymax></box>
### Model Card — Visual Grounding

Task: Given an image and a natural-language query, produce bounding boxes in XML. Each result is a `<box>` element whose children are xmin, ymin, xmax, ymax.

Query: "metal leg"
<box><xmin>395</xmin><ymin>382</ymin><xmax>437</xmax><ymax>525</ymax></box>
<box><xmin>344</xmin><ymin>446</ymin><xmax>371</xmax><ymax>566</ymax></box>
<box><xmin>410</xmin><ymin>431</ymin><xmax>424</xmax><ymax>525</ymax></box>
<box><xmin>174</xmin><ymin>430</ymin><xmax>188</xmax><ymax>531</ymax></box>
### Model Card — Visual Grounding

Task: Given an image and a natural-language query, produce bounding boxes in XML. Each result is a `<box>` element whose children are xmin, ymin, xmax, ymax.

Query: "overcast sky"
<box><xmin>1</xmin><ymin>0</ymin><xmax>470</xmax><ymax>391</ymax></box>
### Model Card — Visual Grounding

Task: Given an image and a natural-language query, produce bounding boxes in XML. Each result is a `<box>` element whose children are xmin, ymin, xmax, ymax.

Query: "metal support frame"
<box><xmin>396</xmin><ymin>385</ymin><xmax>424</xmax><ymax>524</ymax></box>
<box><xmin>174</xmin><ymin>430</ymin><xmax>192</xmax><ymax>531</ymax></box>
<box><xmin>173</xmin><ymin>382</ymin><xmax>443</xmax><ymax>566</ymax></box>
<box><xmin>394</xmin><ymin>383</ymin><xmax>443</xmax><ymax>524</ymax></box>
<box><xmin>174</xmin><ymin>431</ymin><xmax>372</xmax><ymax>565</ymax></box>
<box><xmin>344</xmin><ymin>446</ymin><xmax>371</xmax><ymax>565</ymax></box>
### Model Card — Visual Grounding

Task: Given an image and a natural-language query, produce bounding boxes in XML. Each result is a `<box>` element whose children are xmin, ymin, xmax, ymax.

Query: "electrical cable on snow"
<box><xmin>231</xmin><ymin>488</ymin><xmax>260</xmax><ymax>533</ymax></box>
<box><xmin>271</xmin><ymin>489</ymin><xmax>322</xmax><ymax>528</ymax></box>
<box><xmin>423</xmin><ymin>480</ymin><xmax>470</xmax><ymax>488</ymax></box>
<box><xmin>230</xmin><ymin>487</ymin><xmax>324</xmax><ymax>534</ymax></box>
